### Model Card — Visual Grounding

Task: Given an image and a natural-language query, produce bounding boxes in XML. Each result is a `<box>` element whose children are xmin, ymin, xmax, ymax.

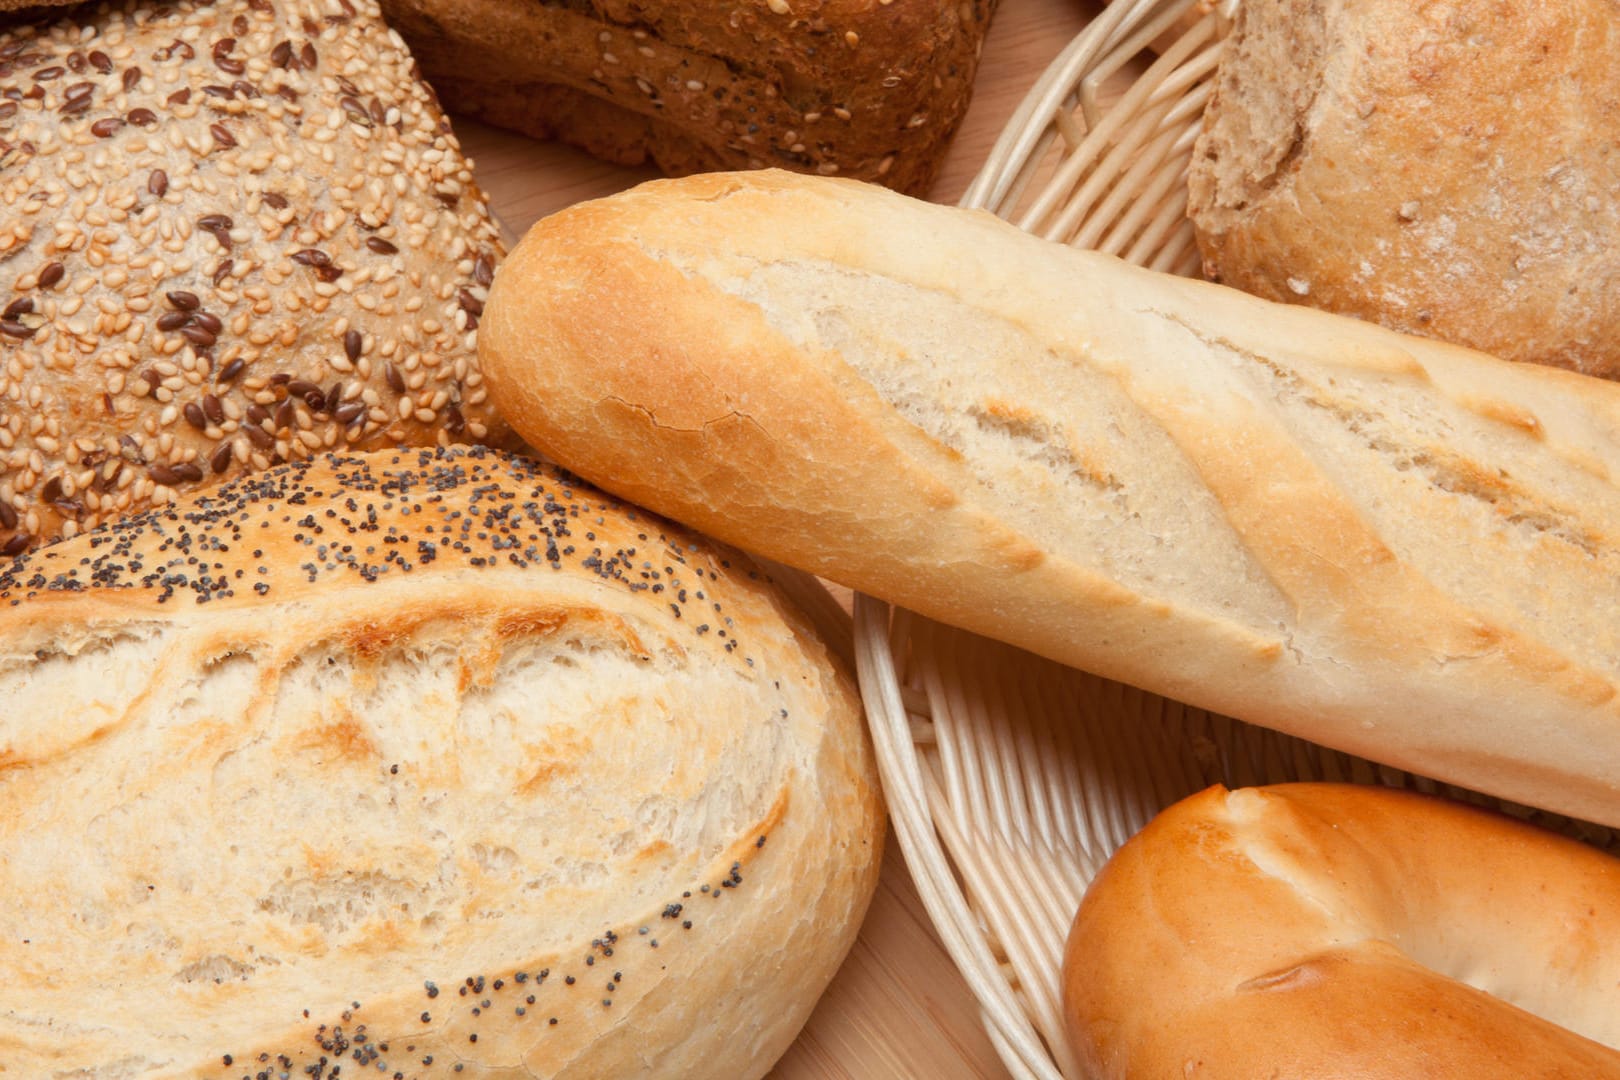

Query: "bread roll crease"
<box><xmin>1064</xmin><ymin>784</ymin><xmax>1620</xmax><ymax>1077</ymax></box>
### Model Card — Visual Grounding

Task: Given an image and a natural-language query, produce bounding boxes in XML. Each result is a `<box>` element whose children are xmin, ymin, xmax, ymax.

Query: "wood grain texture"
<box><xmin>454</xmin><ymin>1</ymin><xmax>1099</xmax><ymax>1074</ymax></box>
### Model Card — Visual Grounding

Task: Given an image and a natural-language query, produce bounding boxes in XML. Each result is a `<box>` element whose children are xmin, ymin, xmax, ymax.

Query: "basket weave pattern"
<box><xmin>853</xmin><ymin>3</ymin><xmax>1617</xmax><ymax>1076</ymax></box>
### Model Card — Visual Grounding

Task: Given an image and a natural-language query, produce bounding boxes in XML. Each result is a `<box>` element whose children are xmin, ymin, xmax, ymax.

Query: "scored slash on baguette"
<box><xmin>0</xmin><ymin>445</ymin><xmax>882</xmax><ymax>1079</ymax></box>
<box><xmin>479</xmin><ymin>168</ymin><xmax>1620</xmax><ymax>829</ymax></box>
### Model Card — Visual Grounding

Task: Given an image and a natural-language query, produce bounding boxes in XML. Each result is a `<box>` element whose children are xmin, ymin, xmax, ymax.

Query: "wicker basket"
<box><xmin>851</xmin><ymin>2</ymin><xmax>1617</xmax><ymax>1077</ymax></box>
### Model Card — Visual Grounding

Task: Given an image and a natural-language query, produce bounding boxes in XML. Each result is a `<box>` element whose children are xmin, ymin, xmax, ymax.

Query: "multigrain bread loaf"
<box><xmin>0</xmin><ymin>0</ymin><xmax>509</xmax><ymax>554</ymax></box>
<box><xmin>1188</xmin><ymin>0</ymin><xmax>1620</xmax><ymax>378</ymax></box>
<box><xmin>1065</xmin><ymin>784</ymin><xmax>1620</xmax><ymax>1077</ymax></box>
<box><xmin>0</xmin><ymin>445</ymin><xmax>882</xmax><ymax>1079</ymax></box>
<box><xmin>480</xmin><ymin>170</ymin><xmax>1620</xmax><ymax>828</ymax></box>
<box><xmin>377</xmin><ymin>0</ymin><xmax>998</xmax><ymax>195</ymax></box>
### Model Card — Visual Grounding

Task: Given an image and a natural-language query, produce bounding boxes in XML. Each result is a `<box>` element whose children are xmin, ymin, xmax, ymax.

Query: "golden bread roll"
<box><xmin>0</xmin><ymin>445</ymin><xmax>882</xmax><ymax>1078</ymax></box>
<box><xmin>479</xmin><ymin>169</ymin><xmax>1620</xmax><ymax>827</ymax></box>
<box><xmin>0</xmin><ymin>0</ymin><xmax>508</xmax><ymax>553</ymax></box>
<box><xmin>1064</xmin><ymin>784</ymin><xmax>1620</xmax><ymax>1077</ymax></box>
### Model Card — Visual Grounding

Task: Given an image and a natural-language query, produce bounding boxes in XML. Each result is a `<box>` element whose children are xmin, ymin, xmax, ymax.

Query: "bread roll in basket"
<box><xmin>471</xmin><ymin>0</ymin><xmax>1620</xmax><ymax>1052</ymax></box>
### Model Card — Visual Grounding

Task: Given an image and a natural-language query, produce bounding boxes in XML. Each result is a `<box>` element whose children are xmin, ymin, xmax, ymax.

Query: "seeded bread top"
<box><xmin>0</xmin><ymin>0</ymin><xmax>508</xmax><ymax>553</ymax></box>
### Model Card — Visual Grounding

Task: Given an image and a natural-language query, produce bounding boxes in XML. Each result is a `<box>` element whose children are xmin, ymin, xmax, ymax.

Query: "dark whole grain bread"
<box><xmin>0</xmin><ymin>0</ymin><xmax>509</xmax><ymax>553</ymax></box>
<box><xmin>0</xmin><ymin>1</ymin><xmax>78</xmax><ymax>27</ymax></box>
<box><xmin>378</xmin><ymin>0</ymin><xmax>999</xmax><ymax>195</ymax></box>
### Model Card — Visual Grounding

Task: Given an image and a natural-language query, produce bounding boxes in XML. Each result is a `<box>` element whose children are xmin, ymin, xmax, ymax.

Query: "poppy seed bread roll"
<box><xmin>479</xmin><ymin>169</ymin><xmax>1620</xmax><ymax>829</ymax></box>
<box><xmin>0</xmin><ymin>445</ymin><xmax>883</xmax><ymax>1078</ymax></box>
<box><xmin>0</xmin><ymin>0</ymin><xmax>509</xmax><ymax>554</ymax></box>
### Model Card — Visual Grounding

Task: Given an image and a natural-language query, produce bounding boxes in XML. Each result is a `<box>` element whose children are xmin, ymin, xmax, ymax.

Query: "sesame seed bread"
<box><xmin>1187</xmin><ymin>0</ymin><xmax>1620</xmax><ymax>378</ymax></box>
<box><xmin>1065</xmin><ymin>784</ymin><xmax>1620</xmax><ymax>1076</ymax></box>
<box><xmin>376</xmin><ymin>0</ymin><xmax>999</xmax><ymax>195</ymax></box>
<box><xmin>0</xmin><ymin>444</ymin><xmax>883</xmax><ymax>1078</ymax></box>
<box><xmin>480</xmin><ymin>170</ymin><xmax>1620</xmax><ymax>828</ymax></box>
<box><xmin>0</xmin><ymin>0</ymin><xmax>509</xmax><ymax>555</ymax></box>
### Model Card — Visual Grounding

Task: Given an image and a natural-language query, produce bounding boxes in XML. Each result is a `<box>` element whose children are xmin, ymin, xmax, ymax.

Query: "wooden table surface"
<box><xmin>458</xmin><ymin>2</ymin><xmax>1100</xmax><ymax>1074</ymax></box>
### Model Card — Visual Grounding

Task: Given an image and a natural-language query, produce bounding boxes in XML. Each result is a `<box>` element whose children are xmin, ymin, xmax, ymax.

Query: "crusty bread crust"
<box><xmin>377</xmin><ymin>0</ymin><xmax>999</xmax><ymax>195</ymax></box>
<box><xmin>1188</xmin><ymin>0</ymin><xmax>1620</xmax><ymax>378</ymax></box>
<box><xmin>480</xmin><ymin>170</ymin><xmax>1620</xmax><ymax>827</ymax></box>
<box><xmin>1065</xmin><ymin>784</ymin><xmax>1620</xmax><ymax>1076</ymax></box>
<box><xmin>0</xmin><ymin>445</ymin><xmax>883</xmax><ymax>1078</ymax></box>
<box><xmin>0</xmin><ymin>0</ymin><xmax>510</xmax><ymax>554</ymax></box>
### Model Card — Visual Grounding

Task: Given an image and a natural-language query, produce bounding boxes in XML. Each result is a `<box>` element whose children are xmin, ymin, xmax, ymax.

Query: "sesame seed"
<box><xmin>0</xmin><ymin>0</ymin><xmax>509</xmax><ymax>552</ymax></box>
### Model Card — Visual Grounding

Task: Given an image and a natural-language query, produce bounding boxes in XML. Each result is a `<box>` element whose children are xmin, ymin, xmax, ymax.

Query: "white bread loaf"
<box><xmin>0</xmin><ymin>445</ymin><xmax>882</xmax><ymax>1078</ymax></box>
<box><xmin>479</xmin><ymin>170</ymin><xmax>1620</xmax><ymax>828</ymax></box>
<box><xmin>1064</xmin><ymin>784</ymin><xmax>1620</xmax><ymax>1077</ymax></box>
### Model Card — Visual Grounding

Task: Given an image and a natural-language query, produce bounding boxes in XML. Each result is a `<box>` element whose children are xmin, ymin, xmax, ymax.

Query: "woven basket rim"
<box><xmin>856</xmin><ymin>3</ymin><xmax>1618</xmax><ymax>1076</ymax></box>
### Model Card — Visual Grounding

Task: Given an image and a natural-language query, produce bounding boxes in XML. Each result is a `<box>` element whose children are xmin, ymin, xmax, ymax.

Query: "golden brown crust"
<box><xmin>480</xmin><ymin>170</ymin><xmax>1620</xmax><ymax>828</ymax></box>
<box><xmin>0</xmin><ymin>445</ymin><xmax>884</xmax><ymax>1078</ymax></box>
<box><xmin>0</xmin><ymin>0</ymin><xmax>509</xmax><ymax>554</ymax></box>
<box><xmin>1188</xmin><ymin>0</ymin><xmax>1620</xmax><ymax>377</ymax></box>
<box><xmin>377</xmin><ymin>0</ymin><xmax>999</xmax><ymax>195</ymax></box>
<box><xmin>1064</xmin><ymin>784</ymin><xmax>1620</xmax><ymax>1077</ymax></box>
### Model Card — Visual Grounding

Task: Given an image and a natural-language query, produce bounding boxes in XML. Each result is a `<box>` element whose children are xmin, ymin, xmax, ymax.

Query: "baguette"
<box><xmin>480</xmin><ymin>170</ymin><xmax>1620</xmax><ymax>827</ymax></box>
<box><xmin>0</xmin><ymin>444</ymin><xmax>882</xmax><ymax>1078</ymax></box>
